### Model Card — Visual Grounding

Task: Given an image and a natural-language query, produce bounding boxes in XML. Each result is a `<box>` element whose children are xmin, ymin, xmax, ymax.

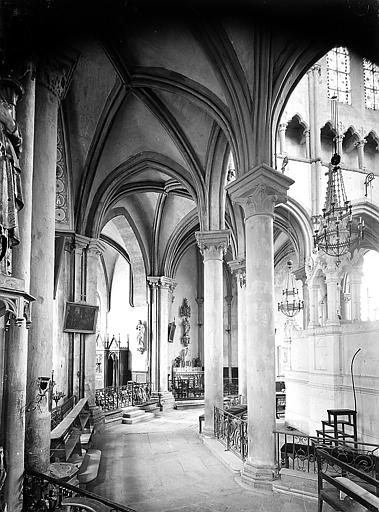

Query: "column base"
<box><xmin>151</xmin><ymin>391</ymin><xmax>175</xmax><ymax>410</ymax></box>
<box><xmin>241</xmin><ymin>460</ymin><xmax>275</xmax><ymax>491</ymax></box>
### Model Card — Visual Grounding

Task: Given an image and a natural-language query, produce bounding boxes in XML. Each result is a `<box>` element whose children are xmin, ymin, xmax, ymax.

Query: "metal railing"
<box><xmin>51</xmin><ymin>396</ymin><xmax>76</xmax><ymax>430</ymax></box>
<box><xmin>168</xmin><ymin>373</ymin><xmax>204</xmax><ymax>399</ymax></box>
<box><xmin>274</xmin><ymin>429</ymin><xmax>379</xmax><ymax>478</ymax></box>
<box><xmin>223</xmin><ymin>378</ymin><xmax>239</xmax><ymax>396</ymax></box>
<box><xmin>214</xmin><ymin>406</ymin><xmax>248</xmax><ymax>461</ymax></box>
<box><xmin>95</xmin><ymin>382</ymin><xmax>152</xmax><ymax>411</ymax></box>
<box><xmin>23</xmin><ymin>468</ymin><xmax>136</xmax><ymax>511</ymax></box>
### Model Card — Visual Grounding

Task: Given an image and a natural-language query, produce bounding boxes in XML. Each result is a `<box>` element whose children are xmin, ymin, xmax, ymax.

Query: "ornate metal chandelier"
<box><xmin>278</xmin><ymin>260</ymin><xmax>304</xmax><ymax>317</ymax></box>
<box><xmin>313</xmin><ymin>98</ymin><xmax>364</xmax><ymax>265</ymax></box>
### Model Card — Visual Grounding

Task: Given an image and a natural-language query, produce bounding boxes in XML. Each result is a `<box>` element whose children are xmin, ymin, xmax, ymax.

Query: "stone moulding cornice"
<box><xmin>195</xmin><ymin>230</ymin><xmax>231</xmax><ymax>262</ymax></box>
<box><xmin>226</xmin><ymin>163</ymin><xmax>294</xmax><ymax>219</ymax></box>
<box><xmin>147</xmin><ymin>276</ymin><xmax>176</xmax><ymax>292</ymax></box>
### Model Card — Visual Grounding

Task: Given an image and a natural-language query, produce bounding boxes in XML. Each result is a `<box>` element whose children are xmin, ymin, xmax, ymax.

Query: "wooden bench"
<box><xmin>316</xmin><ymin>447</ymin><xmax>379</xmax><ymax>511</ymax></box>
<box><xmin>51</xmin><ymin>398</ymin><xmax>91</xmax><ymax>462</ymax></box>
<box><xmin>78</xmin><ymin>449</ymin><xmax>101</xmax><ymax>487</ymax></box>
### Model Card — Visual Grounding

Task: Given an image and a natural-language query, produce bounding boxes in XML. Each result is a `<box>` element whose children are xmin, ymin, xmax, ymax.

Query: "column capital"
<box><xmin>37</xmin><ymin>51</ymin><xmax>78</xmax><ymax>100</ymax></box>
<box><xmin>195</xmin><ymin>230</ymin><xmax>230</xmax><ymax>261</ymax></box>
<box><xmin>147</xmin><ymin>276</ymin><xmax>176</xmax><ymax>292</ymax></box>
<box><xmin>72</xmin><ymin>234</ymin><xmax>91</xmax><ymax>251</ymax></box>
<box><xmin>226</xmin><ymin>163</ymin><xmax>294</xmax><ymax>219</ymax></box>
<box><xmin>278</xmin><ymin>122</ymin><xmax>288</xmax><ymax>132</ymax></box>
<box><xmin>87</xmin><ymin>238</ymin><xmax>107</xmax><ymax>257</ymax></box>
<box><xmin>228</xmin><ymin>259</ymin><xmax>246</xmax><ymax>288</ymax></box>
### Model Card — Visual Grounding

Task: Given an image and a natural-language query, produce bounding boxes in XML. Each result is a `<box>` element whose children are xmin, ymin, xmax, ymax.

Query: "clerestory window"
<box><xmin>363</xmin><ymin>58</ymin><xmax>379</xmax><ymax>110</ymax></box>
<box><xmin>327</xmin><ymin>47</ymin><xmax>351</xmax><ymax>104</ymax></box>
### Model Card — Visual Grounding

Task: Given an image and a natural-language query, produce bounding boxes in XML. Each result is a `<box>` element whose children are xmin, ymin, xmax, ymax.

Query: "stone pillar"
<box><xmin>195</xmin><ymin>230</ymin><xmax>230</xmax><ymax>434</ymax></box>
<box><xmin>304</xmin><ymin>129</ymin><xmax>311</xmax><ymax>160</ymax></box>
<box><xmin>147</xmin><ymin>276</ymin><xmax>176</xmax><ymax>408</ymax></box>
<box><xmin>85</xmin><ymin>239</ymin><xmax>106</xmax><ymax>404</ymax></box>
<box><xmin>71</xmin><ymin>235</ymin><xmax>90</xmax><ymax>399</ymax></box>
<box><xmin>355</xmin><ymin>139</ymin><xmax>366</xmax><ymax>169</ymax></box>
<box><xmin>229</xmin><ymin>259</ymin><xmax>247</xmax><ymax>402</ymax></box>
<box><xmin>351</xmin><ymin>270</ymin><xmax>363</xmax><ymax>321</ymax></box>
<box><xmin>227</xmin><ymin>164</ymin><xmax>293</xmax><ymax>490</ymax></box>
<box><xmin>336</xmin><ymin>135</ymin><xmax>344</xmax><ymax>159</ymax></box>
<box><xmin>308</xmin><ymin>65</ymin><xmax>322</xmax><ymax>216</ymax></box>
<box><xmin>294</xmin><ymin>267</ymin><xmax>309</xmax><ymax>330</ymax></box>
<box><xmin>325</xmin><ymin>272</ymin><xmax>340</xmax><ymax>326</ymax></box>
<box><xmin>26</xmin><ymin>69</ymin><xmax>60</xmax><ymax>472</ymax></box>
<box><xmin>308</xmin><ymin>283</ymin><xmax>320</xmax><ymax>328</ymax></box>
<box><xmin>3</xmin><ymin>70</ymin><xmax>35</xmax><ymax>512</ymax></box>
<box><xmin>225</xmin><ymin>295</ymin><xmax>233</xmax><ymax>384</ymax></box>
<box><xmin>278</xmin><ymin>122</ymin><xmax>287</xmax><ymax>155</ymax></box>
<box><xmin>26</xmin><ymin>57</ymin><xmax>74</xmax><ymax>471</ymax></box>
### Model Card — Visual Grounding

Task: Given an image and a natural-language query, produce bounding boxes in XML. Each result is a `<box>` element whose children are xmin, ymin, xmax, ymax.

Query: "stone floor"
<box><xmin>89</xmin><ymin>407</ymin><xmax>318</xmax><ymax>512</ymax></box>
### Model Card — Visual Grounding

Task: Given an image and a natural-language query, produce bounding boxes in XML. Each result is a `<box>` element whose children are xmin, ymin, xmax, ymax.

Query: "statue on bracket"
<box><xmin>179</xmin><ymin>298</ymin><xmax>191</xmax><ymax>346</ymax></box>
<box><xmin>136</xmin><ymin>320</ymin><xmax>146</xmax><ymax>354</ymax></box>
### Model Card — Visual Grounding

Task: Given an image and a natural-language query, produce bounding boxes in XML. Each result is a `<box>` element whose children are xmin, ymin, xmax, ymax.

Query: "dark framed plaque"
<box><xmin>63</xmin><ymin>302</ymin><xmax>99</xmax><ymax>334</ymax></box>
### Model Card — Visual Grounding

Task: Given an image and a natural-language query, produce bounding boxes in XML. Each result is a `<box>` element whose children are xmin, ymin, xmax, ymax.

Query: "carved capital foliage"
<box><xmin>228</xmin><ymin>259</ymin><xmax>246</xmax><ymax>288</ymax></box>
<box><xmin>195</xmin><ymin>230</ymin><xmax>230</xmax><ymax>262</ymax></box>
<box><xmin>147</xmin><ymin>276</ymin><xmax>176</xmax><ymax>293</ymax></box>
<box><xmin>238</xmin><ymin>184</ymin><xmax>278</xmax><ymax>218</ymax></box>
<box><xmin>37</xmin><ymin>50</ymin><xmax>79</xmax><ymax>100</ymax></box>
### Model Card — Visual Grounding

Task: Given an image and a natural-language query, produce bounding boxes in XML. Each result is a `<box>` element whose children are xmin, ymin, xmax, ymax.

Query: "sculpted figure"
<box><xmin>0</xmin><ymin>77</ymin><xmax>24</xmax><ymax>262</ymax></box>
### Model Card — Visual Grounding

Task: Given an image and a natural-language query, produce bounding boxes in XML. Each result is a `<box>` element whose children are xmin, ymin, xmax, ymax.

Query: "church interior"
<box><xmin>0</xmin><ymin>0</ymin><xmax>379</xmax><ymax>510</ymax></box>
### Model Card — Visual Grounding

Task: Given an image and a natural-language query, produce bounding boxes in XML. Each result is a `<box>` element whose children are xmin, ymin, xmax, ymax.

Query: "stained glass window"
<box><xmin>363</xmin><ymin>58</ymin><xmax>379</xmax><ymax>110</ymax></box>
<box><xmin>327</xmin><ymin>47</ymin><xmax>351</xmax><ymax>104</ymax></box>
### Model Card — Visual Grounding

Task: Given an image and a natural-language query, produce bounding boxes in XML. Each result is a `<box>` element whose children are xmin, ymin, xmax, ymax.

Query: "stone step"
<box><xmin>139</xmin><ymin>403</ymin><xmax>160</xmax><ymax>413</ymax></box>
<box><xmin>174</xmin><ymin>399</ymin><xmax>205</xmax><ymax>409</ymax></box>
<box><xmin>122</xmin><ymin>411</ymin><xmax>155</xmax><ymax>424</ymax></box>
<box><xmin>104</xmin><ymin>409</ymin><xmax>124</xmax><ymax>425</ymax></box>
<box><xmin>122</xmin><ymin>408</ymin><xmax>146</xmax><ymax>419</ymax></box>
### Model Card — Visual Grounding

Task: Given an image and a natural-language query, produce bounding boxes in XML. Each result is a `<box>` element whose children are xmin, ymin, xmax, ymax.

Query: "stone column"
<box><xmin>85</xmin><ymin>239</ymin><xmax>106</xmax><ymax>404</ymax></box>
<box><xmin>308</xmin><ymin>283</ymin><xmax>320</xmax><ymax>328</ymax></box>
<box><xmin>227</xmin><ymin>164</ymin><xmax>293</xmax><ymax>489</ymax></box>
<box><xmin>355</xmin><ymin>139</ymin><xmax>366</xmax><ymax>170</ymax></box>
<box><xmin>351</xmin><ymin>270</ymin><xmax>363</xmax><ymax>321</ymax></box>
<box><xmin>2</xmin><ymin>70</ymin><xmax>35</xmax><ymax>512</ymax></box>
<box><xmin>26</xmin><ymin>58</ymin><xmax>74</xmax><ymax>471</ymax></box>
<box><xmin>304</xmin><ymin>129</ymin><xmax>311</xmax><ymax>160</ymax></box>
<box><xmin>229</xmin><ymin>259</ymin><xmax>247</xmax><ymax>402</ymax></box>
<box><xmin>278</xmin><ymin>122</ymin><xmax>287</xmax><ymax>155</ymax></box>
<box><xmin>195</xmin><ymin>230</ymin><xmax>230</xmax><ymax>434</ymax></box>
<box><xmin>325</xmin><ymin>271</ymin><xmax>340</xmax><ymax>326</ymax></box>
<box><xmin>71</xmin><ymin>235</ymin><xmax>90</xmax><ymax>399</ymax></box>
<box><xmin>147</xmin><ymin>276</ymin><xmax>176</xmax><ymax>408</ymax></box>
<box><xmin>308</xmin><ymin>65</ymin><xmax>322</xmax><ymax>216</ymax></box>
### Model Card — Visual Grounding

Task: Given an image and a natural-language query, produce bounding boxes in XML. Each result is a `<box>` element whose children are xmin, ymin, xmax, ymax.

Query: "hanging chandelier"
<box><xmin>278</xmin><ymin>260</ymin><xmax>304</xmax><ymax>317</ymax></box>
<box><xmin>313</xmin><ymin>98</ymin><xmax>364</xmax><ymax>265</ymax></box>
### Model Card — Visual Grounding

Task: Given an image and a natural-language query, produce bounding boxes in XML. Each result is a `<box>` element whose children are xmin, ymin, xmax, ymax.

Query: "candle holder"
<box><xmin>52</xmin><ymin>390</ymin><xmax>65</xmax><ymax>408</ymax></box>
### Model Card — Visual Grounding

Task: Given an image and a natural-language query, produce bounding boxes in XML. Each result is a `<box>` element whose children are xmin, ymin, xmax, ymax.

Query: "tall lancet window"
<box><xmin>363</xmin><ymin>58</ymin><xmax>379</xmax><ymax>110</ymax></box>
<box><xmin>327</xmin><ymin>47</ymin><xmax>351</xmax><ymax>104</ymax></box>
<box><xmin>226</xmin><ymin>151</ymin><xmax>236</xmax><ymax>183</ymax></box>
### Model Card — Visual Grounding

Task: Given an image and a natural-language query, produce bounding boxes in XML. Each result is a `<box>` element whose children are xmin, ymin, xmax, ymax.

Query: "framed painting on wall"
<box><xmin>63</xmin><ymin>302</ymin><xmax>99</xmax><ymax>334</ymax></box>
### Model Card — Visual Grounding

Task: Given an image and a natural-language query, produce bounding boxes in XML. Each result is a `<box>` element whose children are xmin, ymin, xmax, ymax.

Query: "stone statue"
<box><xmin>182</xmin><ymin>316</ymin><xmax>190</xmax><ymax>336</ymax></box>
<box><xmin>0</xmin><ymin>77</ymin><xmax>24</xmax><ymax>263</ymax></box>
<box><xmin>136</xmin><ymin>320</ymin><xmax>146</xmax><ymax>354</ymax></box>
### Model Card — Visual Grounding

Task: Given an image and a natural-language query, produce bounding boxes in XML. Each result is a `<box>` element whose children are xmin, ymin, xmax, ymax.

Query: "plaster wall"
<box><xmin>170</xmin><ymin>245</ymin><xmax>199</xmax><ymax>368</ymax></box>
<box><xmin>286</xmin><ymin>321</ymin><xmax>379</xmax><ymax>444</ymax></box>
<box><xmin>106</xmin><ymin>256</ymin><xmax>148</xmax><ymax>373</ymax></box>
